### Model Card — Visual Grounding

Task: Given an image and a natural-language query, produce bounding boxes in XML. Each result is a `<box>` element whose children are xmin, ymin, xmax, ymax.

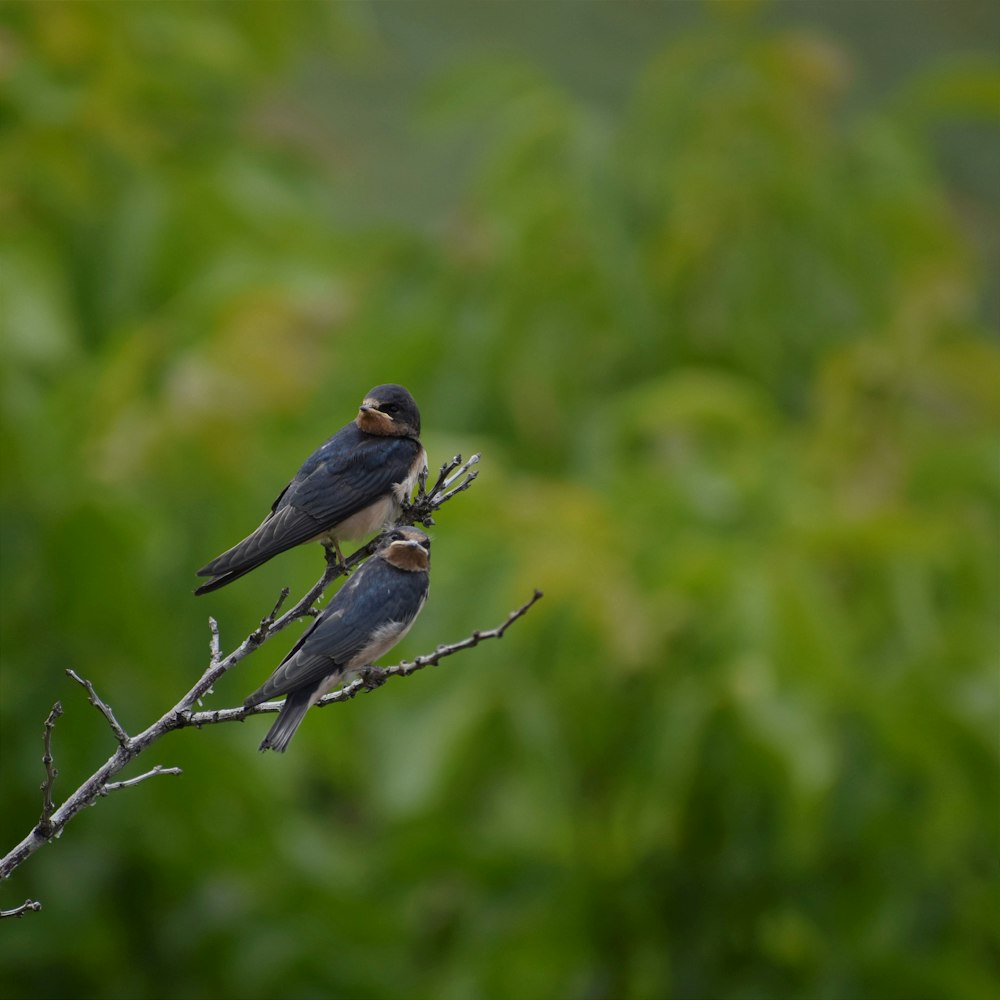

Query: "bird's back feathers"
<box><xmin>195</xmin><ymin>427</ymin><xmax>423</xmax><ymax>594</ymax></box>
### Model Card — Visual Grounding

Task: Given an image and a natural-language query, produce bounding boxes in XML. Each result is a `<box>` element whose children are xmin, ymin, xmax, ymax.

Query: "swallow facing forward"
<box><xmin>244</xmin><ymin>526</ymin><xmax>431</xmax><ymax>752</ymax></box>
<box><xmin>195</xmin><ymin>384</ymin><xmax>426</xmax><ymax>595</ymax></box>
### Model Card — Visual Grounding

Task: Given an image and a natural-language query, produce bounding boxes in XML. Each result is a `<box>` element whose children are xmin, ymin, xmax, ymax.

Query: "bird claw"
<box><xmin>323</xmin><ymin>541</ymin><xmax>351</xmax><ymax>576</ymax></box>
<box><xmin>360</xmin><ymin>666</ymin><xmax>386</xmax><ymax>691</ymax></box>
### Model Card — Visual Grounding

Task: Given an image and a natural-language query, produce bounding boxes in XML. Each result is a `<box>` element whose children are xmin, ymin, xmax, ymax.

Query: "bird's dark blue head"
<box><xmin>356</xmin><ymin>384</ymin><xmax>421</xmax><ymax>438</ymax></box>
<box><xmin>379</xmin><ymin>525</ymin><xmax>430</xmax><ymax>572</ymax></box>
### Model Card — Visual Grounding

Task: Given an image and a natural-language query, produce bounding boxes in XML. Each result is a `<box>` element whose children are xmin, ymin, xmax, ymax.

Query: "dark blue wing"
<box><xmin>279</xmin><ymin>427</ymin><xmax>422</xmax><ymax>530</ymax></box>
<box><xmin>196</xmin><ymin>426</ymin><xmax>422</xmax><ymax>587</ymax></box>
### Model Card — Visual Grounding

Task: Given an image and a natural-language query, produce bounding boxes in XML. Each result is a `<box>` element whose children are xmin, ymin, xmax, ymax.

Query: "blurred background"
<box><xmin>1</xmin><ymin>2</ymin><xmax>998</xmax><ymax>998</ymax></box>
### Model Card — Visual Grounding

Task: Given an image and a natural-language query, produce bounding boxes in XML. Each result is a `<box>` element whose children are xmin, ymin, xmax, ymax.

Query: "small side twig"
<box><xmin>37</xmin><ymin>702</ymin><xmax>63</xmax><ymax>836</ymax></box>
<box><xmin>402</xmin><ymin>452</ymin><xmax>480</xmax><ymax>527</ymax></box>
<box><xmin>208</xmin><ymin>616</ymin><xmax>221</xmax><ymax>666</ymax></box>
<box><xmin>255</xmin><ymin>587</ymin><xmax>291</xmax><ymax>640</ymax></box>
<box><xmin>101</xmin><ymin>766</ymin><xmax>183</xmax><ymax>795</ymax></box>
<box><xmin>0</xmin><ymin>900</ymin><xmax>42</xmax><ymax>919</ymax></box>
<box><xmin>319</xmin><ymin>587</ymin><xmax>542</xmax><ymax>708</ymax></box>
<box><xmin>66</xmin><ymin>669</ymin><xmax>130</xmax><ymax>747</ymax></box>
<box><xmin>440</xmin><ymin>452</ymin><xmax>480</xmax><ymax>491</ymax></box>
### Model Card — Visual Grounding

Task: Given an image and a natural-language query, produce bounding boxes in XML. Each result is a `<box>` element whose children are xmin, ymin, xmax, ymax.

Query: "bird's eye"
<box><xmin>382</xmin><ymin>403</ymin><xmax>398</xmax><ymax>415</ymax></box>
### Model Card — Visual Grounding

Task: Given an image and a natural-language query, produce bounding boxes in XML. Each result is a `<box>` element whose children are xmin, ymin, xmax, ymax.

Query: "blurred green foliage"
<box><xmin>1</xmin><ymin>3</ymin><xmax>998</xmax><ymax>999</ymax></box>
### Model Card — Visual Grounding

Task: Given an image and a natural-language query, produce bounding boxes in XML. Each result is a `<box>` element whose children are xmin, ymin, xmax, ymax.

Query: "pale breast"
<box><xmin>307</xmin><ymin>593</ymin><xmax>426</xmax><ymax>706</ymax></box>
<box><xmin>392</xmin><ymin>447</ymin><xmax>428</xmax><ymax>504</ymax></box>
<box><xmin>329</xmin><ymin>495</ymin><xmax>396</xmax><ymax>543</ymax></box>
<box><xmin>348</xmin><ymin>618</ymin><xmax>413</xmax><ymax>671</ymax></box>
<box><xmin>331</xmin><ymin>446</ymin><xmax>428</xmax><ymax>542</ymax></box>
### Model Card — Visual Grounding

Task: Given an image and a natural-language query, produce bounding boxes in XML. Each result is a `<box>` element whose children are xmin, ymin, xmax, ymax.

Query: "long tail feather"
<box><xmin>194</xmin><ymin>561</ymin><xmax>263</xmax><ymax>595</ymax></box>
<box><xmin>257</xmin><ymin>690</ymin><xmax>313</xmax><ymax>753</ymax></box>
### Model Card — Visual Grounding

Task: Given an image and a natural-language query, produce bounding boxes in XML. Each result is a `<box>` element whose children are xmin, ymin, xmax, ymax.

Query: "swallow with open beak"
<box><xmin>195</xmin><ymin>384</ymin><xmax>426</xmax><ymax>595</ymax></box>
<box><xmin>244</xmin><ymin>526</ymin><xmax>431</xmax><ymax>752</ymax></box>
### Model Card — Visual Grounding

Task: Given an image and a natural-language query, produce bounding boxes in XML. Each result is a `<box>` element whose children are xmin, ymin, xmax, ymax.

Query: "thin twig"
<box><xmin>257</xmin><ymin>587</ymin><xmax>291</xmax><ymax>637</ymax></box>
<box><xmin>0</xmin><ymin>900</ymin><xmax>42</xmax><ymax>919</ymax></box>
<box><xmin>208</xmin><ymin>617</ymin><xmax>221</xmax><ymax>666</ymax></box>
<box><xmin>402</xmin><ymin>452</ymin><xmax>480</xmax><ymax>528</ymax></box>
<box><xmin>318</xmin><ymin>587</ymin><xmax>542</xmax><ymax>707</ymax></box>
<box><xmin>435</xmin><ymin>469</ymin><xmax>479</xmax><ymax>506</ymax></box>
<box><xmin>66</xmin><ymin>669</ymin><xmax>130</xmax><ymax>746</ymax></box>
<box><xmin>37</xmin><ymin>702</ymin><xmax>63</xmax><ymax>836</ymax></box>
<box><xmin>442</xmin><ymin>452</ymin><xmax>480</xmax><ymax>491</ymax></box>
<box><xmin>102</xmin><ymin>766</ymin><xmax>183</xmax><ymax>795</ymax></box>
<box><xmin>426</xmin><ymin>452</ymin><xmax>464</xmax><ymax>497</ymax></box>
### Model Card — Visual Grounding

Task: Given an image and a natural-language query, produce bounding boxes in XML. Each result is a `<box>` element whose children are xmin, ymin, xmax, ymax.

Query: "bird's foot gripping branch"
<box><xmin>0</xmin><ymin>453</ymin><xmax>541</xmax><ymax>914</ymax></box>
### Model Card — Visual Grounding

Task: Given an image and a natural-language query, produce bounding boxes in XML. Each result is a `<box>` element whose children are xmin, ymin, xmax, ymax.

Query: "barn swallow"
<box><xmin>244</xmin><ymin>526</ymin><xmax>431</xmax><ymax>752</ymax></box>
<box><xmin>195</xmin><ymin>384</ymin><xmax>426</xmax><ymax>595</ymax></box>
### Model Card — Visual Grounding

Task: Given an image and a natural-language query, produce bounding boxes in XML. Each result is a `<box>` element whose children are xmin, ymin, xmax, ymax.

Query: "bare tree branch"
<box><xmin>323</xmin><ymin>586</ymin><xmax>542</xmax><ymax>705</ymax></box>
<box><xmin>102</xmin><ymin>766</ymin><xmax>184</xmax><ymax>795</ymax></box>
<box><xmin>183</xmin><ymin>590</ymin><xmax>544</xmax><ymax>727</ymax></box>
<box><xmin>0</xmin><ymin>454</ymin><xmax>539</xmax><ymax>916</ymax></box>
<box><xmin>66</xmin><ymin>669</ymin><xmax>130</xmax><ymax>746</ymax></box>
<box><xmin>401</xmin><ymin>452</ymin><xmax>480</xmax><ymax>527</ymax></box>
<box><xmin>37</xmin><ymin>703</ymin><xmax>63</xmax><ymax>837</ymax></box>
<box><xmin>208</xmin><ymin>616</ymin><xmax>221</xmax><ymax>666</ymax></box>
<box><xmin>0</xmin><ymin>900</ymin><xmax>42</xmax><ymax>919</ymax></box>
